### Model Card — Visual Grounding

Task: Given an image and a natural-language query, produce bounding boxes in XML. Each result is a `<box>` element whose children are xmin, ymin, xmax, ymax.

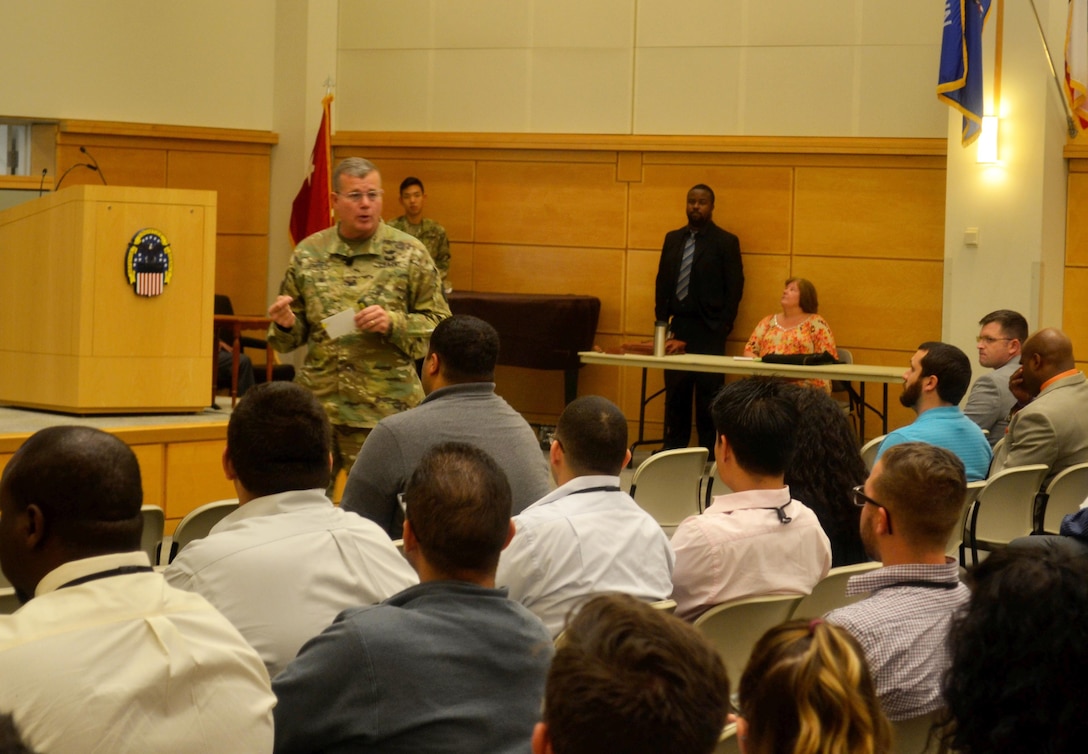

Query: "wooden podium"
<box><xmin>0</xmin><ymin>185</ymin><xmax>217</xmax><ymax>413</ymax></box>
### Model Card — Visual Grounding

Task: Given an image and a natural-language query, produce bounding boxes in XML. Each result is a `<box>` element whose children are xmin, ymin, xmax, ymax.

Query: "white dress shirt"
<box><xmin>670</xmin><ymin>487</ymin><xmax>832</xmax><ymax>621</ymax></box>
<box><xmin>164</xmin><ymin>488</ymin><xmax>418</xmax><ymax>676</ymax></box>
<box><xmin>0</xmin><ymin>551</ymin><xmax>275</xmax><ymax>754</ymax></box>
<box><xmin>496</xmin><ymin>475</ymin><xmax>675</xmax><ymax>637</ymax></box>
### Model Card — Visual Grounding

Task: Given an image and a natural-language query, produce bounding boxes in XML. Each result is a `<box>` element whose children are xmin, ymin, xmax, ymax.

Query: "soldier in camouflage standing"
<box><xmin>389</xmin><ymin>177</ymin><xmax>451</xmax><ymax>296</ymax></box>
<box><xmin>268</xmin><ymin>157</ymin><xmax>451</xmax><ymax>484</ymax></box>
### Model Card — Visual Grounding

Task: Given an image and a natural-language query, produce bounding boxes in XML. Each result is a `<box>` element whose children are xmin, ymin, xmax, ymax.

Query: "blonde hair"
<box><xmin>738</xmin><ymin>619</ymin><xmax>891</xmax><ymax>754</ymax></box>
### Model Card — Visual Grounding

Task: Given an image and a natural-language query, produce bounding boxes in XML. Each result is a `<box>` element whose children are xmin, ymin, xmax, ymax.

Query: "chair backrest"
<box><xmin>168</xmin><ymin>499</ymin><xmax>239</xmax><ymax>563</ymax></box>
<box><xmin>140</xmin><ymin>505</ymin><xmax>166</xmax><ymax>566</ymax></box>
<box><xmin>966</xmin><ymin>464</ymin><xmax>1048</xmax><ymax>564</ymax></box>
<box><xmin>693</xmin><ymin>593</ymin><xmax>804</xmax><ymax>685</ymax></box>
<box><xmin>790</xmin><ymin>561</ymin><xmax>882</xmax><ymax>619</ymax></box>
<box><xmin>0</xmin><ymin>569</ymin><xmax>18</xmax><ymax>615</ymax></box>
<box><xmin>831</xmin><ymin>347</ymin><xmax>854</xmax><ymax>394</ymax></box>
<box><xmin>860</xmin><ymin>434</ymin><xmax>885</xmax><ymax>472</ymax></box>
<box><xmin>892</xmin><ymin>709</ymin><xmax>947</xmax><ymax>754</ymax></box>
<box><xmin>949</xmin><ymin>480</ymin><xmax>986</xmax><ymax>561</ymax></box>
<box><xmin>1042</xmin><ymin>462</ymin><xmax>1088</xmax><ymax>534</ymax></box>
<box><xmin>714</xmin><ymin>723</ymin><xmax>741</xmax><ymax>754</ymax></box>
<box><xmin>630</xmin><ymin>447</ymin><xmax>708</xmax><ymax>535</ymax></box>
<box><xmin>650</xmin><ymin>598</ymin><xmax>678</xmax><ymax>614</ymax></box>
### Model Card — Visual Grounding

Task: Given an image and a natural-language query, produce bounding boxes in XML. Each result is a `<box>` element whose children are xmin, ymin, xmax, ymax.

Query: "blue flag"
<box><xmin>937</xmin><ymin>0</ymin><xmax>993</xmax><ymax>146</ymax></box>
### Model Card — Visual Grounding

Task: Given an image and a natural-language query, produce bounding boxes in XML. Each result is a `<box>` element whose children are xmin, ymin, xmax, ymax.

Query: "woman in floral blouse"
<box><xmin>743</xmin><ymin>277</ymin><xmax>838</xmax><ymax>391</ymax></box>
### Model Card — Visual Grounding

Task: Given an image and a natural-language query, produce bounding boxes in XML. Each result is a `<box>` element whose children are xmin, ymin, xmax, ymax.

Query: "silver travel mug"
<box><xmin>653</xmin><ymin>321</ymin><xmax>667</xmax><ymax>357</ymax></box>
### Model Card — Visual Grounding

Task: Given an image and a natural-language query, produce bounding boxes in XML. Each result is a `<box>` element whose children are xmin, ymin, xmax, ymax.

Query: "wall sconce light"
<box><xmin>977</xmin><ymin>115</ymin><xmax>999</xmax><ymax>163</ymax></box>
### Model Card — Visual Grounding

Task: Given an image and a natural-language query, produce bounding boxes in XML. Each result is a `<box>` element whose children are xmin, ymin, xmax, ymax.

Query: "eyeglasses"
<box><xmin>976</xmin><ymin>336</ymin><xmax>1012</xmax><ymax>345</ymax></box>
<box><xmin>336</xmin><ymin>190</ymin><xmax>384</xmax><ymax>204</ymax></box>
<box><xmin>852</xmin><ymin>485</ymin><xmax>893</xmax><ymax>534</ymax></box>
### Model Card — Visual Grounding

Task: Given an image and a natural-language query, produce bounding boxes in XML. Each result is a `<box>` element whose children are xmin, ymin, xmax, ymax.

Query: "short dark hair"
<box><xmin>332</xmin><ymin>157</ymin><xmax>377</xmax><ymax>192</ymax></box>
<box><xmin>785</xmin><ymin>277</ymin><xmax>819</xmax><ymax>314</ymax></box>
<box><xmin>0</xmin><ymin>714</ymin><xmax>37</xmax><ymax>754</ymax></box>
<box><xmin>399</xmin><ymin>176</ymin><xmax>423</xmax><ymax>194</ymax></box>
<box><xmin>917</xmin><ymin>341</ymin><xmax>973</xmax><ymax>405</ymax></box>
<box><xmin>689</xmin><ymin>183</ymin><xmax>715</xmax><ymax>205</ymax></box>
<box><xmin>944</xmin><ymin>547</ymin><xmax>1088</xmax><ymax>754</ymax></box>
<box><xmin>428</xmin><ymin>315</ymin><xmax>499</xmax><ymax>382</ymax></box>
<box><xmin>1</xmin><ymin>426</ymin><xmax>142</xmax><ymax>554</ymax></box>
<box><xmin>544</xmin><ymin>594</ymin><xmax>730</xmax><ymax>754</ymax></box>
<box><xmin>979</xmin><ymin>309</ymin><xmax>1028</xmax><ymax>343</ymax></box>
<box><xmin>554</xmin><ymin>396</ymin><xmax>629</xmax><ymax>477</ymax></box>
<box><xmin>226</xmin><ymin>382</ymin><xmax>331</xmax><ymax>497</ymax></box>
<box><xmin>404</xmin><ymin>442</ymin><xmax>512</xmax><ymax>576</ymax></box>
<box><xmin>711</xmin><ymin>379</ymin><xmax>799</xmax><ymax>477</ymax></box>
<box><xmin>739</xmin><ymin>620</ymin><xmax>891</xmax><ymax>754</ymax></box>
<box><xmin>874</xmin><ymin>443</ymin><xmax>966</xmax><ymax>550</ymax></box>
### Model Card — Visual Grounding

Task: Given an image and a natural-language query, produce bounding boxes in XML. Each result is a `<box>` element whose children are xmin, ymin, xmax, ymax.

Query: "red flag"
<box><xmin>289</xmin><ymin>95</ymin><xmax>334</xmax><ymax>245</ymax></box>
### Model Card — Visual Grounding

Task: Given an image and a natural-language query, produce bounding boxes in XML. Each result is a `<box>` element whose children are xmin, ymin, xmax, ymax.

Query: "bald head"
<box><xmin>0</xmin><ymin>427</ymin><xmax>143</xmax><ymax>599</ymax></box>
<box><xmin>1020</xmin><ymin>328</ymin><xmax>1077</xmax><ymax>396</ymax></box>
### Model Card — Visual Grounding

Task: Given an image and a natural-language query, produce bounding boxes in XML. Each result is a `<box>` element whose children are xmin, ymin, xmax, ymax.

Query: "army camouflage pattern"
<box><xmin>389</xmin><ymin>216</ymin><xmax>450</xmax><ymax>291</ymax></box>
<box><xmin>268</xmin><ymin>221</ymin><xmax>451</xmax><ymax>428</ymax></box>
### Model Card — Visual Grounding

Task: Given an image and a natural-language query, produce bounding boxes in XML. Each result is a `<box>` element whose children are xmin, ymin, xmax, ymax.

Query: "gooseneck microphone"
<box><xmin>54</xmin><ymin>162</ymin><xmax>95</xmax><ymax>190</ymax></box>
<box><xmin>79</xmin><ymin>146</ymin><xmax>108</xmax><ymax>185</ymax></box>
<box><xmin>38</xmin><ymin>168</ymin><xmax>48</xmax><ymax>197</ymax></box>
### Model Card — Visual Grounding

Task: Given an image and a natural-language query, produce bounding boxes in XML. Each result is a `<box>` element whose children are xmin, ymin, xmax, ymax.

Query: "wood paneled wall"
<box><xmin>52</xmin><ymin>120</ymin><xmax>277</xmax><ymax>318</ymax></box>
<box><xmin>336</xmin><ymin>134</ymin><xmax>947</xmax><ymax>440</ymax></box>
<box><xmin>1065</xmin><ymin>147</ymin><xmax>1088</xmax><ymax>375</ymax></box>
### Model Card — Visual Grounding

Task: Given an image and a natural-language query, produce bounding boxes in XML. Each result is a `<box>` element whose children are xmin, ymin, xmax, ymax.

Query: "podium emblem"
<box><xmin>125</xmin><ymin>228</ymin><xmax>174</xmax><ymax>297</ymax></box>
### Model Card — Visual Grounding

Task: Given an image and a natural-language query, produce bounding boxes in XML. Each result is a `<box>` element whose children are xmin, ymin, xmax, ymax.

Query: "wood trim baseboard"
<box><xmin>58</xmin><ymin>119</ymin><xmax>278</xmax><ymax>146</ymax></box>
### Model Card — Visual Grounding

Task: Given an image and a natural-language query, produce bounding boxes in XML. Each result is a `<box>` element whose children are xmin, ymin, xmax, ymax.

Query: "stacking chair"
<box><xmin>693</xmin><ymin>593</ymin><xmax>804</xmax><ymax>686</ymax></box>
<box><xmin>860</xmin><ymin>434</ymin><xmax>885</xmax><ymax>472</ymax></box>
<box><xmin>167</xmin><ymin>498</ymin><xmax>239</xmax><ymax>563</ymax></box>
<box><xmin>948</xmin><ymin>480</ymin><xmax>986</xmax><ymax>561</ymax></box>
<box><xmin>650</xmin><ymin>598</ymin><xmax>678</xmax><ymax>613</ymax></box>
<box><xmin>0</xmin><ymin>570</ymin><xmax>18</xmax><ymax>615</ymax></box>
<box><xmin>963</xmin><ymin>464</ymin><xmax>1048</xmax><ymax>566</ymax></box>
<box><xmin>1039</xmin><ymin>462</ymin><xmax>1088</xmax><ymax>535</ymax></box>
<box><xmin>714</xmin><ymin>723</ymin><xmax>741</xmax><ymax>754</ymax></box>
<box><xmin>140</xmin><ymin>504</ymin><xmax>166</xmax><ymax>566</ymax></box>
<box><xmin>790</xmin><ymin>561</ymin><xmax>882</xmax><ymax>619</ymax></box>
<box><xmin>629</xmin><ymin>447</ymin><xmax>708</xmax><ymax>536</ymax></box>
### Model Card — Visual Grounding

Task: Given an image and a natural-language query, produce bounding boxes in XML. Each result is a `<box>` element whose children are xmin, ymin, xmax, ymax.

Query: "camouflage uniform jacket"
<box><xmin>268</xmin><ymin>222</ymin><xmax>451</xmax><ymax>428</ymax></box>
<box><xmin>389</xmin><ymin>216</ymin><xmax>451</xmax><ymax>292</ymax></box>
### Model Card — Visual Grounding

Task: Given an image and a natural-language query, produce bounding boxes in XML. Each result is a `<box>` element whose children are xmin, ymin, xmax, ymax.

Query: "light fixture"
<box><xmin>977</xmin><ymin>116</ymin><xmax>999</xmax><ymax>163</ymax></box>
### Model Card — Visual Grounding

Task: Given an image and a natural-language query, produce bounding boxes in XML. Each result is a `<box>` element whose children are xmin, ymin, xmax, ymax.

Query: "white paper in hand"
<box><xmin>321</xmin><ymin>308</ymin><xmax>357</xmax><ymax>340</ymax></box>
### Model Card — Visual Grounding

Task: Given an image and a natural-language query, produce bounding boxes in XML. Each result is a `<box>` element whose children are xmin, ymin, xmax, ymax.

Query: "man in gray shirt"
<box><xmin>341</xmin><ymin>314</ymin><xmax>550</xmax><ymax>538</ymax></box>
<box><xmin>964</xmin><ymin>309</ymin><xmax>1027</xmax><ymax>446</ymax></box>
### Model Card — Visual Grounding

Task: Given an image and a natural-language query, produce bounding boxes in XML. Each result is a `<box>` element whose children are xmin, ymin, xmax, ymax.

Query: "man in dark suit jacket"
<box><xmin>654</xmin><ymin>184</ymin><xmax>744</xmax><ymax>452</ymax></box>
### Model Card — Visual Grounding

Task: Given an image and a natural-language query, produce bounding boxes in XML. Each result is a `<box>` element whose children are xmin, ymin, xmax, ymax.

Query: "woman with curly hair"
<box><xmin>943</xmin><ymin>547</ymin><xmax>1088</xmax><ymax>754</ymax></box>
<box><xmin>744</xmin><ymin>278</ymin><xmax>838</xmax><ymax>391</ymax></box>
<box><xmin>737</xmin><ymin>619</ymin><xmax>891</xmax><ymax>754</ymax></box>
<box><xmin>784</xmin><ymin>384</ymin><xmax>869</xmax><ymax>566</ymax></box>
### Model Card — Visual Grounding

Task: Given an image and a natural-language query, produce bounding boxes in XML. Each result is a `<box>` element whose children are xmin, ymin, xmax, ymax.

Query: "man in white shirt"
<box><xmin>165</xmin><ymin>382</ymin><xmax>417</xmax><ymax>677</ymax></box>
<box><xmin>964</xmin><ymin>309</ymin><xmax>1027</xmax><ymax>446</ymax></box>
<box><xmin>670</xmin><ymin>379</ymin><xmax>832</xmax><ymax>621</ymax></box>
<box><xmin>0</xmin><ymin>426</ymin><xmax>274</xmax><ymax>754</ymax></box>
<box><xmin>496</xmin><ymin>396</ymin><xmax>675</xmax><ymax>637</ymax></box>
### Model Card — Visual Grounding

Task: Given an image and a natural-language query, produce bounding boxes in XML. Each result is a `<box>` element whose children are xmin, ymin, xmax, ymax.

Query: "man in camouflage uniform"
<box><xmin>389</xmin><ymin>176</ymin><xmax>451</xmax><ymax>295</ymax></box>
<box><xmin>268</xmin><ymin>157</ymin><xmax>450</xmax><ymax>483</ymax></box>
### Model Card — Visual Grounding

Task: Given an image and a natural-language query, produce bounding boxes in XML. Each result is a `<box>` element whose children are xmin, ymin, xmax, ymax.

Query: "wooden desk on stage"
<box><xmin>213</xmin><ymin>314</ymin><xmax>273</xmax><ymax>406</ymax></box>
<box><xmin>578</xmin><ymin>351</ymin><xmax>903</xmax><ymax>447</ymax></box>
<box><xmin>449</xmin><ymin>291</ymin><xmax>601</xmax><ymax>404</ymax></box>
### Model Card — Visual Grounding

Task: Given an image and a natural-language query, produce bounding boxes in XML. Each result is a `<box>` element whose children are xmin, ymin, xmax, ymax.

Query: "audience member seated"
<box><xmin>826</xmin><ymin>443</ymin><xmax>969</xmax><ymax>721</ymax></box>
<box><xmin>0</xmin><ymin>426</ymin><xmax>274</xmax><ymax>753</ymax></box>
<box><xmin>965</xmin><ymin>309</ymin><xmax>1027</xmax><ymax>445</ymax></box>
<box><xmin>991</xmin><ymin>327</ymin><xmax>1088</xmax><ymax>488</ymax></box>
<box><xmin>743</xmin><ymin>277</ymin><xmax>838</xmax><ymax>390</ymax></box>
<box><xmin>164</xmin><ymin>382</ymin><xmax>418</xmax><ymax>677</ymax></box>
<box><xmin>496</xmin><ymin>396</ymin><xmax>674</xmax><ymax>637</ymax></box>
<box><xmin>784</xmin><ymin>384</ymin><xmax>870</xmax><ymax>566</ymax></box>
<box><xmin>942</xmin><ymin>547</ymin><xmax>1088</xmax><ymax>754</ymax></box>
<box><xmin>341</xmin><ymin>314</ymin><xmax>551</xmax><ymax>538</ymax></box>
<box><xmin>272</xmin><ymin>442</ymin><xmax>553</xmax><ymax>754</ymax></box>
<box><xmin>670</xmin><ymin>379</ymin><xmax>832</xmax><ymax>621</ymax></box>
<box><xmin>738</xmin><ymin>619</ymin><xmax>891</xmax><ymax>754</ymax></box>
<box><xmin>533</xmin><ymin>593</ymin><xmax>730</xmax><ymax>754</ymax></box>
<box><xmin>216</xmin><ymin>346</ymin><xmax>256</xmax><ymax>397</ymax></box>
<box><xmin>876</xmin><ymin>341</ymin><xmax>991</xmax><ymax>481</ymax></box>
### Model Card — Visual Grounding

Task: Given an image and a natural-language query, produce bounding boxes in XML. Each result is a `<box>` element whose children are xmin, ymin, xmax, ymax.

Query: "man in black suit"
<box><xmin>654</xmin><ymin>184</ymin><xmax>744</xmax><ymax>452</ymax></box>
